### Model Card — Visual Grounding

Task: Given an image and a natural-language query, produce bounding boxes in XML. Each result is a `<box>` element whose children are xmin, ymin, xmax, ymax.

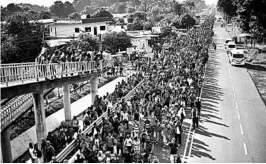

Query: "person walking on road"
<box><xmin>195</xmin><ymin>97</ymin><xmax>201</xmax><ymax>119</ymax></box>
<box><xmin>191</xmin><ymin>105</ymin><xmax>199</xmax><ymax>130</ymax></box>
<box><xmin>167</xmin><ymin>138</ymin><xmax>181</xmax><ymax>163</ymax></box>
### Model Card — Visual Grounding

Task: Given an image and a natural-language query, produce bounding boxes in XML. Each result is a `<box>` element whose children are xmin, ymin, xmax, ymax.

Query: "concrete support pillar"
<box><xmin>32</xmin><ymin>92</ymin><xmax>47</xmax><ymax>151</ymax></box>
<box><xmin>63</xmin><ymin>84</ymin><xmax>72</xmax><ymax>122</ymax></box>
<box><xmin>90</xmin><ymin>77</ymin><xmax>98</xmax><ymax>104</ymax></box>
<box><xmin>1</xmin><ymin>128</ymin><xmax>12</xmax><ymax>163</ymax></box>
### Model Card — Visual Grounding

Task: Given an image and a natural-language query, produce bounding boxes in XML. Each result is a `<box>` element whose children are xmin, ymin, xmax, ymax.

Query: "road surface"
<box><xmin>181</xmin><ymin>22</ymin><xmax>266</xmax><ymax>163</ymax></box>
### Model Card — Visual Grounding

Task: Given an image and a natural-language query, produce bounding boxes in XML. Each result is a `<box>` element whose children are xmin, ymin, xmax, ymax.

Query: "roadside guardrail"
<box><xmin>55</xmin><ymin>78</ymin><xmax>146</xmax><ymax>162</ymax></box>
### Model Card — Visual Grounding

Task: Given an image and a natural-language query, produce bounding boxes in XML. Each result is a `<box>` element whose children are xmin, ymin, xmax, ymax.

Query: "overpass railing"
<box><xmin>0</xmin><ymin>62</ymin><xmax>36</xmax><ymax>68</ymax></box>
<box><xmin>0</xmin><ymin>60</ymin><xmax>112</xmax><ymax>86</ymax></box>
<box><xmin>0</xmin><ymin>88</ymin><xmax>55</xmax><ymax>131</ymax></box>
<box><xmin>55</xmin><ymin>78</ymin><xmax>146</xmax><ymax>163</ymax></box>
<box><xmin>1</xmin><ymin>94</ymin><xmax>33</xmax><ymax>130</ymax></box>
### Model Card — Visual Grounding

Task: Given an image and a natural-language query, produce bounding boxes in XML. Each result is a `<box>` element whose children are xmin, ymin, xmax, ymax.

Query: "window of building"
<box><xmin>50</xmin><ymin>28</ymin><xmax>52</xmax><ymax>32</ymax></box>
<box><xmin>100</xmin><ymin>26</ymin><xmax>106</xmax><ymax>31</ymax></box>
<box><xmin>85</xmin><ymin>27</ymin><xmax>91</xmax><ymax>32</ymax></box>
<box><xmin>75</xmin><ymin>28</ymin><xmax>80</xmax><ymax>33</ymax></box>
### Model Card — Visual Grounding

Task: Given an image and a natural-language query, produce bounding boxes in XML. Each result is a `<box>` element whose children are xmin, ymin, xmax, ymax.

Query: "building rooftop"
<box><xmin>81</xmin><ymin>17</ymin><xmax>113</xmax><ymax>24</ymax></box>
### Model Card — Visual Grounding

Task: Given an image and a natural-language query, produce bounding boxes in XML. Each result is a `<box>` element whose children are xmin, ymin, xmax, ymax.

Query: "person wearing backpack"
<box><xmin>34</xmin><ymin>144</ymin><xmax>43</xmax><ymax>163</ymax></box>
<box><xmin>191</xmin><ymin>106</ymin><xmax>199</xmax><ymax>130</ymax></box>
<box><xmin>28</xmin><ymin>143</ymin><xmax>37</xmax><ymax>163</ymax></box>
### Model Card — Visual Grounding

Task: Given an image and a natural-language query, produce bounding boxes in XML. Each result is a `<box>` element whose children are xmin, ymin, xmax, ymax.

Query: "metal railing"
<box><xmin>1</xmin><ymin>94</ymin><xmax>33</xmax><ymax>130</ymax></box>
<box><xmin>55</xmin><ymin>78</ymin><xmax>146</xmax><ymax>163</ymax></box>
<box><xmin>0</xmin><ymin>60</ymin><xmax>112</xmax><ymax>86</ymax></box>
<box><xmin>0</xmin><ymin>88</ymin><xmax>55</xmax><ymax>131</ymax></box>
<box><xmin>0</xmin><ymin>62</ymin><xmax>36</xmax><ymax>68</ymax></box>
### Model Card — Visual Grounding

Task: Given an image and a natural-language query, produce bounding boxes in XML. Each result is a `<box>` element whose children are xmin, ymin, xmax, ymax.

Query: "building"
<box><xmin>47</xmin><ymin>17</ymin><xmax>113</xmax><ymax>38</ymax></box>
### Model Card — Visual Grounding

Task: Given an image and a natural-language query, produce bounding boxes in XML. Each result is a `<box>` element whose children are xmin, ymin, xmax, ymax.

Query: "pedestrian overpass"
<box><xmin>0</xmin><ymin>60</ymin><xmax>112</xmax><ymax>162</ymax></box>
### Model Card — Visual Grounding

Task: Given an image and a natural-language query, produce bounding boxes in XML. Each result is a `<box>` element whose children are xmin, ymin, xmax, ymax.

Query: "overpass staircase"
<box><xmin>0</xmin><ymin>88</ymin><xmax>54</xmax><ymax>131</ymax></box>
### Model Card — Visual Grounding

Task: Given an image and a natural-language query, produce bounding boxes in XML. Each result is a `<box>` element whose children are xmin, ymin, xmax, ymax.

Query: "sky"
<box><xmin>0</xmin><ymin>0</ymin><xmax>218</xmax><ymax>7</ymax></box>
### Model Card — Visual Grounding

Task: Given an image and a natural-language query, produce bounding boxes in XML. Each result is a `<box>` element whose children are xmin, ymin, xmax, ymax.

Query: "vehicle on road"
<box><xmin>226</xmin><ymin>24</ymin><xmax>233</xmax><ymax>32</ymax></box>
<box><xmin>226</xmin><ymin>41</ymin><xmax>236</xmax><ymax>54</ymax></box>
<box><xmin>224</xmin><ymin>38</ymin><xmax>233</xmax><ymax>49</ymax></box>
<box><xmin>229</xmin><ymin>49</ymin><xmax>246</xmax><ymax>66</ymax></box>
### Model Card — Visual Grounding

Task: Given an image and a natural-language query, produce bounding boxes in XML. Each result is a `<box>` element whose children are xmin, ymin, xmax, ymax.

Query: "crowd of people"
<box><xmin>26</xmin><ymin>73</ymin><xmax>143</xmax><ymax>163</ymax></box>
<box><xmin>66</xmin><ymin>15</ymin><xmax>215</xmax><ymax>163</ymax></box>
<box><xmin>26</xmin><ymin>13</ymin><xmax>215</xmax><ymax>163</ymax></box>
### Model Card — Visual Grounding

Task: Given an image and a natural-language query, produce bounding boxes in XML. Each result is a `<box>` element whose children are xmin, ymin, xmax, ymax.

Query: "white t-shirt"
<box><xmin>187</xmin><ymin>78</ymin><xmax>193</xmax><ymax>86</ymax></box>
<box><xmin>125</xmin><ymin>138</ymin><xmax>132</xmax><ymax>147</ymax></box>
<box><xmin>121</xmin><ymin>112</ymin><xmax>129</xmax><ymax>120</ymax></box>
<box><xmin>29</xmin><ymin>148</ymin><xmax>37</xmax><ymax>159</ymax></box>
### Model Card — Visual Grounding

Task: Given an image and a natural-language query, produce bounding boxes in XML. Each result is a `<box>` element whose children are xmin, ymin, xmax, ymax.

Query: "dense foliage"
<box><xmin>1</xmin><ymin>3</ymin><xmax>50</xmax><ymax>21</ymax></box>
<box><xmin>49</xmin><ymin>1</ymin><xmax>76</xmax><ymax>18</ymax></box>
<box><xmin>91</xmin><ymin>9</ymin><xmax>113</xmax><ymax>18</ymax></box>
<box><xmin>102</xmin><ymin>31</ymin><xmax>132</xmax><ymax>54</ymax></box>
<box><xmin>217</xmin><ymin>0</ymin><xmax>266</xmax><ymax>41</ymax></box>
<box><xmin>1</xmin><ymin>12</ymin><xmax>44</xmax><ymax>63</ymax></box>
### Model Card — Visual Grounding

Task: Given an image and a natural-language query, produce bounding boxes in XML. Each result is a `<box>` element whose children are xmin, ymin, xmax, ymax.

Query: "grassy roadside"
<box><xmin>247</xmin><ymin>70</ymin><xmax>266</xmax><ymax>105</ymax></box>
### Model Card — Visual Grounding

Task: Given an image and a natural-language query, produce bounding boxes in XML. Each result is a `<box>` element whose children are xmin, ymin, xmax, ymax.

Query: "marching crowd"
<box><xmin>26</xmin><ymin>14</ymin><xmax>215</xmax><ymax>163</ymax></box>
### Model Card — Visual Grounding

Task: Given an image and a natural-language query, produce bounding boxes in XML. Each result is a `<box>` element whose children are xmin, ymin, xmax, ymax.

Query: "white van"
<box><xmin>229</xmin><ymin>49</ymin><xmax>246</xmax><ymax>66</ymax></box>
<box><xmin>227</xmin><ymin>41</ymin><xmax>236</xmax><ymax>54</ymax></box>
<box><xmin>226</xmin><ymin>24</ymin><xmax>233</xmax><ymax>31</ymax></box>
<box><xmin>224</xmin><ymin>38</ymin><xmax>233</xmax><ymax>49</ymax></box>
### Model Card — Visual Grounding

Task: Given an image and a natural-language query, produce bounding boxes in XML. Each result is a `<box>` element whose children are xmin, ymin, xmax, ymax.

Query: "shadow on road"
<box><xmin>189</xmin><ymin>49</ymin><xmax>231</xmax><ymax>161</ymax></box>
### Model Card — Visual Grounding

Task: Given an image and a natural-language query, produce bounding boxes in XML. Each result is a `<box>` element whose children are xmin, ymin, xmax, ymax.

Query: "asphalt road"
<box><xmin>182</xmin><ymin>22</ymin><xmax>266</xmax><ymax>163</ymax></box>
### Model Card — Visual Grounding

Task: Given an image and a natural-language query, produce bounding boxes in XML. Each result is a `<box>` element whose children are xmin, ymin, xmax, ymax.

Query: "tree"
<box><xmin>40</xmin><ymin>11</ymin><xmax>52</xmax><ymax>19</ymax></box>
<box><xmin>91</xmin><ymin>8</ymin><xmax>113</xmax><ymax>18</ymax></box>
<box><xmin>233</xmin><ymin>0</ymin><xmax>266</xmax><ymax>41</ymax></box>
<box><xmin>217</xmin><ymin>0</ymin><xmax>237</xmax><ymax>22</ymax></box>
<box><xmin>64</xmin><ymin>1</ymin><xmax>76</xmax><ymax>17</ymax></box>
<box><xmin>126</xmin><ymin>7</ymin><xmax>135</xmax><ymax>13</ymax></box>
<box><xmin>173</xmin><ymin>2</ymin><xmax>183</xmax><ymax>16</ymax></box>
<box><xmin>171</xmin><ymin>15</ymin><xmax>181</xmax><ymax>29</ymax></box>
<box><xmin>18</xmin><ymin>3</ymin><xmax>49</xmax><ymax>12</ymax></box>
<box><xmin>116</xmin><ymin>3</ymin><xmax>127</xmax><ymax>13</ymax></box>
<box><xmin>49</xmin><ymin>1</ymin><xmax>76</xmax><ymax>18</ymax></box>
<box><xmin>49</xmin><ymin>1</ymin><xmax>65</xmax><ymax>18</ymax></box>
<box><xmin>1</xmin><ymin>3</ymin><xmax>23</xmax><ymax>20</ymax></box>
<box><xmin>1</xmin><ymin>12</ymin><xmax>44</xmax><ymax>63</ymax></box>
<box><xmin>76</xmin><ymin>33</ymin><xmax>99</xmax><ymax>51</ymax></box>
<box><xmin>179</xmin><ymin>13</ymin><xmax>196</xmax><ymax>28</ymax></box>
<box><xmin>73</xmin><ymin>0</ymin><xmax>92</xmax><ymax>12</ymax></box>
<box><xmin>68</xmin><ymin>12</ymin><xmax>81</xmax><ymax>20</ymax></box>
<box><xmin>102</xmin><ymin>31</ymin><xmax>132</xmax><ymax>54</ymax></box>
<box><xmin>81</xmin><ymin>5</ymin><xmax>96</xmax><ymax>15</ymax></box>
<box><xmin>185</xmin><ymin>1</ymin><xmax>195</xmax><ymax>10</ymax></box>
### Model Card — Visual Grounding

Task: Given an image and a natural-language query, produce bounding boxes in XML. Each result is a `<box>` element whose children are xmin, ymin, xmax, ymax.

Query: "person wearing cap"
<box><xmin>45</xmin><ymin>141</ymin><xmax>55</xmax><ymax>162</ymax></box>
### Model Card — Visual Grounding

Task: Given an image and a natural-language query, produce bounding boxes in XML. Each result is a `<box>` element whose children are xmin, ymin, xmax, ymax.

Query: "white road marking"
<box><xmin>182</xmin><ymin>123</ymin><xmax>192</xmax><ymax>163</ymax></box>
<box><xmin>187</xmin><ymin>130</ymin><xmax>195</xmax><ymax>163</ymax></box>
<box><xmin>232</xmin><ymin>87</ymin><xmax>236</xmax><ymax>98</ymax></box>
<box><xmin>237</xmin><ymin>112</ymin><xmax>240</xmax><ymax>120</ymax></box>
<box><xmin>243</xmin><ymin>143</ymin><xmax>248</xmax><ymax>155</ymax></box>
<box><xmin>240</xmin><ymin>124</ymin><xmax>244</xmax><ymax>135</ymax></box>
<box><xmin>235</xmin><ymin>102</ymin><xmax>238</xmax><ymax>109</ymax></box>
<box><xmin>183</xmin><ymin>60</ymin><xmax>207</xmax><ymax>163</ymax></box>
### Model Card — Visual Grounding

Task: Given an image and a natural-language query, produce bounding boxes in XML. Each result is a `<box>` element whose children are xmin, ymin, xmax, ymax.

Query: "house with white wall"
<box><xmin>47</xmin><ymin>17</ymin><xmax>113</xmax><ymax>38</ymax></box>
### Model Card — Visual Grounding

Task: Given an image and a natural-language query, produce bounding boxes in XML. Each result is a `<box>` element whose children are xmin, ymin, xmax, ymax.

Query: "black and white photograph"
<box><xmin>1</xmin><ymin>0</ymin><xmax>266</xmax><ymax>163</ymax></box>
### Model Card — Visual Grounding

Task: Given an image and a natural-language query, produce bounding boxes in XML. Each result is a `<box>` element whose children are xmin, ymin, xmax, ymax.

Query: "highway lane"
<box><xmin>185</xmin><ymin>22</ymin><xmax>266</xmax><ymax>163</ymax></box>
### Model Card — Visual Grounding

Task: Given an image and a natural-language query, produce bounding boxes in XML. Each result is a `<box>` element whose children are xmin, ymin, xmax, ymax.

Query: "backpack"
<box><xmin>36</xmin><ymin>149</ymin><xmax>42</xmax><ymax>158</ymax></box>
<box><xmin>192</xmin><ymin>108</ymin><xmax>197</xmax><ymax>118</ymax></box>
